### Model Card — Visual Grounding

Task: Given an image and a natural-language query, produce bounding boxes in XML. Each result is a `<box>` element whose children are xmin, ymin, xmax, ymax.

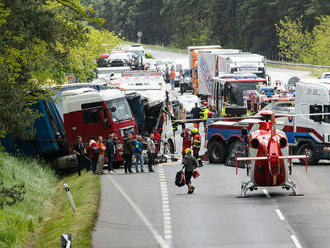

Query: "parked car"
<box><xmin>320</xmin><ymin>72</ymin><xmax>330</xmax><ymax>79</ymax></box>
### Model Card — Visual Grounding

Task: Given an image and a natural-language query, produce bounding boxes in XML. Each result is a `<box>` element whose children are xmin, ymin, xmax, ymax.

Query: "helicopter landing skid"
<box><xmin>239</xmin><ymin>180</ymin><xmax>255</xmax><ymax>198</ymax></box>
<box><xmin>284</xmin><ymin>178</ymin><xmax>304</xmax><ymax>196</ymax></box>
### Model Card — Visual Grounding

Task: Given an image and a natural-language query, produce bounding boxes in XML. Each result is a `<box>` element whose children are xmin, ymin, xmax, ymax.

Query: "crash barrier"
<box><xmin>61</xmin><ymin>233</ymin><xmax>72</xmax><ymax>248</ymax></box>
<box><xmin>64</xmin><ymin>183</ymin><xmax>77</xmax><ymax>213</ymax></box>
<box><xmin>266</xmin><ymin>60</ymin><xmax>330</xmax><ymax>69</ymax></box>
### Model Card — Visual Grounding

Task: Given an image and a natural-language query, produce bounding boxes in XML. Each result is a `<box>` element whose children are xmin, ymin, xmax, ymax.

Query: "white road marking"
<box><xmin>275</xmin><ymin>209</ymin><xmax>285</xmax><ymax>221</ymax></box>
<box><xmin>158</xmin><ymin>165</ymin><xmax>173</xmax><ymax>247</ymax></box>
<box><xmin>263</xmin><ymin>189</ymin><xmax>271</xmax><ymax>199</ymax></box>
<box><xmin>107</xmin><ymin>176</ymin><xmax>169</xmax><ymax>248</ymax></box>
<box><xmin>291</xmin><ymin>235</ymin><xmax>303</xmax><ymax>248</ymax></box>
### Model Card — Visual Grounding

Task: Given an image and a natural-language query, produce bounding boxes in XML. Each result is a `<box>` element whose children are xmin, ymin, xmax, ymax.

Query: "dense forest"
<box><xmin>86</xmin><ymin>0</ymin><xmax>330</xmax><ymax>58</ymax></box>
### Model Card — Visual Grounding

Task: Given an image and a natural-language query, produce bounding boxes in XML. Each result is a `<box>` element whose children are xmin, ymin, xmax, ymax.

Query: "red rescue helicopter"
<box><xmin>235</xmin><ymin>110</ymin><xmax>308</xmax><ymax>197</ymax></box>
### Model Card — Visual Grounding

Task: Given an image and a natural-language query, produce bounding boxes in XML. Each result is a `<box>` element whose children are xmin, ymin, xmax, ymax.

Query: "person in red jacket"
<box><xmin>181</xmin><ymin>128</ymin><xmax>192</xmax><ymax>163</ymax></box>
<box><xmin>153</xmin><ymin>129</ymin><xmax>161</xmax><ymax>154</ymax></box>
<box><xmin>88</xmin><ymin>138</ymin><xmax>99</xmax><ymax>174</ymax></box>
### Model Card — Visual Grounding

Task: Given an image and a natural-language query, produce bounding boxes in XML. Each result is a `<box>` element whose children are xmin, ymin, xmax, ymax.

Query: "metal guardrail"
<box><xmin>266</xmin><ymin>60</ymin><xmax>330</xmax><ymax>69</ymax></box>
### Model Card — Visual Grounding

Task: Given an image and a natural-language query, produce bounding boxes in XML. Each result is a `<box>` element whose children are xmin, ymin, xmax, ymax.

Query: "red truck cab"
<box><xmin>63</xmin><ymin>88</ymin><xmax>137</xmax><ymax>162</ymax></box>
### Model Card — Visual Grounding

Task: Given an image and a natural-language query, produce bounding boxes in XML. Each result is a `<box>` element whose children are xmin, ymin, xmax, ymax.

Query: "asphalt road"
<box><xmin>92</xmin><ymin>49</ymin><xmax>330</xmax><ymax>248</ymax></box>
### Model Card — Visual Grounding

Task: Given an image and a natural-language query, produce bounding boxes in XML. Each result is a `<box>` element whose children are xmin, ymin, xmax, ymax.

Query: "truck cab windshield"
<box><xmin>106</xmin><ymin>98</ymin><xmax>132</xmax><ymax>122</ymax></box>
<box><xmin>225</xmin><ymin>81</ymin><xmax>265</xmax><ymax>105</ymax></box>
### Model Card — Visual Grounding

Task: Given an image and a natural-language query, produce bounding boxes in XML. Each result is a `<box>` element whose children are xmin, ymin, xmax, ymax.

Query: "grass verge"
<box><xmin>32</xmin><ymin>171</ymin><xmax>100</xmax><ymax>248</ymax></box>
<box><xmin>0</xmin><ymin>153</ymin><xmax>100</xmax><ymax>248</ymax></box>
<box><xmin>267</xmin><ymin>63</ymin><xmax>329</xmax><ymax>78</ymax></box>
<box><xmin>0</xmin><ymin>153</ymin><xmax>57</xmax><ymax>247</ymax></box>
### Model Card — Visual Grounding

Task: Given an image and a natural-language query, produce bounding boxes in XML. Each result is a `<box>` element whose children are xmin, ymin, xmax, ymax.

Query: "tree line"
<box><xmin>87</xmin><ymin>0</ymin><xmax>330</xmax><ymax>58</ymax></box>
<box><xmin>0</xmin><ymin>0</ymin><xmax>121</xmax><ymax>139</ymax></box>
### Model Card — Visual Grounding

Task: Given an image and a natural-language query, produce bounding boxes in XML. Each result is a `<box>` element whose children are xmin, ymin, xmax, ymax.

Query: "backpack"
<box><xmin>175</xmin><ymin>170</ymin><xmax>185</xmax><ymax>187</ymax></box>
<box><xmin>93</xmin><ymin>146</ymin><xmax>100</xmax><ymax>156</ymax></box>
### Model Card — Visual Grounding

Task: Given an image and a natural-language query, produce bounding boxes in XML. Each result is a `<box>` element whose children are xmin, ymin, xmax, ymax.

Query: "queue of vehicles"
<box><xmin>2</xmin><ymin>42</ymin><xmax>330</xmax><ymax>169</ymax></box>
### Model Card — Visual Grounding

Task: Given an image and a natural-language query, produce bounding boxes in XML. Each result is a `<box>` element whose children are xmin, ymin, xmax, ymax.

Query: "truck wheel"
<box><xmin>208</xmin><ymin>141</ymin><xmax>226</xmax><ymax>163</ymax></box>
<box><xmin>298</xmin><ymin>143</ymin><xmax>319</xmax><ymax>165</ymax></box>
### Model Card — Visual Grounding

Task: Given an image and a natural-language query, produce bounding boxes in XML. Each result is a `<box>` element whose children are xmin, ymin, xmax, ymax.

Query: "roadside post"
<box><xmin>64</xmin><ymin>183</ymin><xmax>77</xmax><ymax>213</ymax></box>
<box><xmin>61</xmin><ymin>233</ymin><xmax>72</xmax><ymax>248</ymax></box>
<box><xmin>137</xmin><ymin>31</ymin><xmax>142</xmax><ymax>43</ymax></box>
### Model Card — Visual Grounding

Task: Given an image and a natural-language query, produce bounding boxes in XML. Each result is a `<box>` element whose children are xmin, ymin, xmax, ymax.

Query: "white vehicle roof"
<box><xmin>97</xmin><ymin>67</ymin><xmax>131</xmax><ymax>75</ymax></box>
<box><xmin>63</xmin><ymin>89</ymin><xmax>124</xmax><ymax>114</ymax></box>
<box><xmin>188</xmin><ymin>45</ymin><xmax>221</xmax><ymax>51</ymax></box>
<box><xmin>298</xmin><ymin>79</ymin><xmax>330</xmax><ymax>89</ymax></box>
<box><xmin>199</xmin><ymin>49</ymin><xmax>241</xmax><ymax>55</ymax></box>
<box><xmin>62</xmin><ymin>87</ymin><xmax>95</xmax><ymax>96</ymax></box>
<box><xmin>225</xmin><ymin>53</ymin><xmax>264</xmax><ymax>63</ymax></box>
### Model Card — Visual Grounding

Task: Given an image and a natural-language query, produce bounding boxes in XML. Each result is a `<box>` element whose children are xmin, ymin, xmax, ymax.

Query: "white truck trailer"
<box><xmin>197</xmin><ymin>49</ymin><xmax>241</xmax><ymax>96</ymax></box>
<box><xmin>218</xmin><ymin>53</ymin><xmax>266</xmax><ymax>79</ymax></box>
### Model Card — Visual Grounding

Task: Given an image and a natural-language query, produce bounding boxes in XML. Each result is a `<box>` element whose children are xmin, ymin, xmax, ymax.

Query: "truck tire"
<box><xmin>298</xmin><ymin>143</ymin><xmax>319</xmax><ymax>165</ymax></box>
<box><xmin>208</xmin><ymin>141</ymin><xmax>226</xmax><ymax>163</ymax></box>
<box><xmin>225</xmin><ymin>106</ymin><xmax>247</xmax><ymax>116</ymax></box>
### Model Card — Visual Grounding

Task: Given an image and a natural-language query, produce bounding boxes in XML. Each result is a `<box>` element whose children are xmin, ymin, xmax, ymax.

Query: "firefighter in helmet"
<box><xmin>182</xmin><ymin>148</ymin><xmax>197</xmax><ymax>194</ymax></box>
<box><xmin>191</xmin><ymin>128</ymin><xmax>203</xmax><ymax>167</ymax></box>
<box><xmin>181</xmin><ymin>128</ymin><xmax>192</xmax><ymax>163</ymax></box>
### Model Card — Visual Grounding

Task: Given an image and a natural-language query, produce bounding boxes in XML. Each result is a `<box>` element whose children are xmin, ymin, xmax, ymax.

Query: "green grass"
<box><xmin>0</xmin><ymin>153</ymin><xmax>57</xmax><ymax>248</ymax></box>
<box><xmin>267</xmin><ymin>63</ymin><xmax>329</xmax><ymax>78</ymax></box>
<box><xmin>32</xmin><ymin>171</ymin><xmax>100</xmax><ymax>248</ymax></box>
<box><xmin>0</xmin><ymin>153</ymin><xmax>101</xmax><ymax>248</ymax></box>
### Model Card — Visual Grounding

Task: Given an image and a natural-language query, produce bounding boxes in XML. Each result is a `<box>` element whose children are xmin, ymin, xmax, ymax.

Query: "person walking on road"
<box><xmin>123</xmin><ymin>133</ymin><xmax>134</xmax><ymax>174</ymax></box>
<box><xmin>170</xmin><ymin>67</ymin><xmax>175</xmax><ymax>90</ymax></box>
<box><xmin>134</xmin><ymin>135</ymin><xmax>144</xmax><ymax>173</ymax></box>
<box><xmin>72</xmin><ymin>136</ymin><xmax>91</xmax><ymax>176</ymax></box>
<box><xmin>191</xmin><ymin>103</ymin><xmax>202</xmax><ymax>129</ymax></box>
<box><xmin>96</xmin><ymin>136</ymin><xmax>106</xmax><ymax>175</ymax></box>
<box><xmin>165</xmin><ymin>64</ymin><xmax>169</xmax><ymax>83</ymax></box>
<box><xmin>181</xmin><ymin>128</ymin><xmax>192</xmax><ymax>163</ymax></box>
<box><xmin>182</xmin><ymin>148</ymin><xmax>197</xmax><ymax>194</ymax></box>
<box><xmin>105</xmin><ymin>133</ymin><xmax>116</xmax><ymax>174</ymax></box>
<box><xmin>146</xmin><ymin>133</ymin><xmax>156</xmax><ymax>173</ymax></box>
<box><xmin>177</xmin><ymin>103</ymin><xmax>187</xmax><ymax>131</ymax></box>
<box><xmin>179</xmin><ymin>69</ymin><xmax>184</xmax><ymax>95</ymax></box>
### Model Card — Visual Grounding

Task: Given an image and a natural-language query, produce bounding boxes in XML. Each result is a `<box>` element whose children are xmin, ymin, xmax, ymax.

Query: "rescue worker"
<box><xmin>191</xmin><ymin>128</ymin><xmax>201</xmax><ymax>159</ymax></box>
<box><xmin>182</xmin><ymin>148</ymin><xmax>197</xmax><ymax>194</ymax></box>
<box><xmin>200</xmin><ymin>102</ymin><xmax>210</xmax><ymax>132</ymax></box>
<box><xmin>180</xmin><ymin>128</ymin><xmax>192</xmax><ymax>163</ymax></box>
<box><xmin>191</xmin><ymin>128</ymin><xmax>203</xmax><ymax>167</ymax></box>
<box><xmin>221</xmin><ymin>102</ymin><xmax>226</xmax><ymax>117</ymax></box>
